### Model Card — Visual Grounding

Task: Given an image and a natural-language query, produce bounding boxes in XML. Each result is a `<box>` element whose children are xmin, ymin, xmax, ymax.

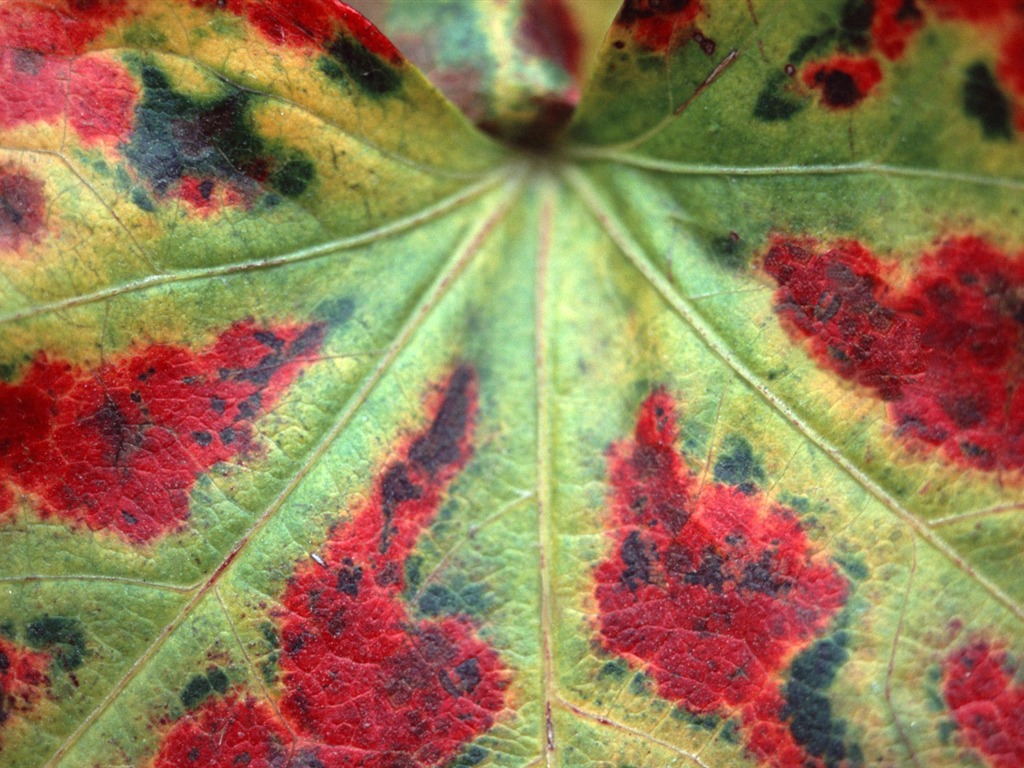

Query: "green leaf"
<box><xmin>1</xmin><ymin>1</ymin><xmax>1022</xmax><ymax>767</ymax></box>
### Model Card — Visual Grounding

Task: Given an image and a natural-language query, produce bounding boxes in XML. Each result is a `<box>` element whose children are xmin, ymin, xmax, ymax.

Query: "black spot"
<box><xmin>180</xmin><ymin>673</ymin><xmax>212</xmax><ymax>709</ymax></box>
<box><xmin>838</xmin><ymin>0</ymin><xmax>874</xmax><ymax>50</ymax></box>
<box><xmin>336</xmin><ymin>559</ymin><xmax>363</xmax><ymax>597</ymax></box>
<box><xmin>709</xmin><ymin>230</ymin><xmax>748</xmax><ymax>268</ymax></box>
<box><xmin>408</xmin><ymin>365</ymin><xmax>474</xmax><ymax>475</ymax></box>
<box><xmin>741</xmin><ymin>552</ymin><xmax>789</xmax><ymax>595</ymax></box>
<box><xmin>684</xmin><ymin>548</ymin><xmax>726</xmax><ymax>591</ymax></box>
<box><xmin>713</xmin><ymin>435</ymin><xmax>766</xmax><ymax>491</ymax></box>
<box><xmin>619</xmin><ymin>530</ymin><xmax>652</xmax><ymax>591</ymax></box>
<box><xmin>818</xmin><ymin>68</ymin><xmax>863</xmax><ymax>108</ymax></box>
<box><xmin>126</xmin><ymin>64</ymin><xmax>316</xmax><ymax>203</ymax></box>
<box><xmin>963</xmin><ymin>62</ymin><xmax>1013</xmax><ymax>140</ymax></box>
<box><xmin>942</xmin><ymin>395</ymin><xmax>984</xmax><ymax>429</ymax></box>
<box><xmin>219</xmin><ymin>427</ymin><xmax>235</xmax><ymax>445</ymax></box>
<box><xmin>379</xmin><ymin>463</ymin><xmax>422</xmax><ymax>554</ymax></box>
<box><xmin>25</xmin><ymin>616</ymin><xmax>85</xmax><ymax>671</ymax></box>
<box><xmin>894</xmin><ymin>0</ymin><xmax>922</xmax><ymax>22</ymax></box>
<box><xmin>192</xmin><ymin>430</ymin><xmax>213</xmax><ymax>447</ymax></box>
<box><xmin>454</xmin><ymin>657</ymin><xmax>481</xmax><ymax>693</ymax></box>
<box><xmin>321</xmin><ymin>36</ymin><xmax>401</xmax><ymax>96</ymax></box>
<box><xmin>0</xmin><ymin>649</ymin><xmax>9</xmax><ymax>672</ymax></box>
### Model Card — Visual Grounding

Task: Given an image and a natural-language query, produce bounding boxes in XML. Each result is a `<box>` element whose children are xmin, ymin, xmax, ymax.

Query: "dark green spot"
<box><xmin>835</xmin><ymin>554</ymin><xmax>869</xmax><ymax>581</ymax></box>
<box><xmin>25</xmin><ymin>616</ymin><xmax>85</xmax><ymax>671</ymax></box>
<box><xmin>713</xmin><ymin>435</ymin><xmax>766</xmax><ymax>492</ymax></box>
<box><xmin>451</xmin><ymin>745</ymin><xmax>487</xmax><ymax>767</ymax></box>
<box><xmin>130</xmin><ymin>187</ymin><xmax>156</xmax><ymax>212</ymax></box>
<box><xmin>180</xmin><ymin>674</ymin><xmax>212</xmax><ymax>709</ymax></box>
<box><xmin>599</xmin><ymin>659</ymin><xmax>629</xmax><ymax>680</ymax></box>
<box><xmin>963</xmin><ymin>62</ymin><xmax>1013</xmax><ymax>140</ymax></box>
<box><xmin>321</xmin><ymin>36</ymin><xmax>401</xmax><ymax>96</ymax></box>
<box><xmin>838</xmin><ymin>0</ymin><xmax>874</xmax><ymax>49</ymax></box>
<box><xmin>127</xmin><ymin>63</ymin><xmax>315</xmax><ymax>203</ymax></box>
<box><xmin>938</xmin><ymin>719</ymin><xmax>956</xmax><ymax>745</ymax></box>
<box><xmin>629</xmin><ymin>671</ymin><xmax>650</xmax><ymax>696</ymax></box>
<box><xmin>671</xmin><ymin>706</ymin><xmax>719</xmax><ymax>731</ymax></box>
<box><xmin>782</xmin><ymin>631</ymin><xmax>857</xmax><ymax>767</ymax></box>
<box><xmin>789</xmin><ymin>31</ymin><xmax>836</xmax><ymax>65</ymax></box>
<box><xmin>720</xmin><ymin>719</ymin><xmax>741</xmax><ymax>744</ymax></box>
<box><xmin>709</xmin><ymin>231</ymin><xmax>749</xmax><ymax>268</ymax></box>
<box><xmin>269</xmin><ymin>156</ymin><xmax>315</xmax><ymax>198</ymax></box>
<box><xmin>754</xmin><ymin>76</ymin><xmax>806</xmax><ymax>123</ymax></box>
<box><xmin>318</xmin><ymin>296</ymin><xmax>355</xmax><ymax>326</ymax></box>
<box><xmin>417</xmin><ymin>580</ymin><xmax>489</xmax><ymax>618</ymax></box>
<box><xmin>207</xmin><ymin>666</ymin><xmax>229</xmax><ymax>694</ymax></box>
<box><xmin>404</xmin><ymin>554</ymin><xmax>424</xmax><ymax>593</ymax></box>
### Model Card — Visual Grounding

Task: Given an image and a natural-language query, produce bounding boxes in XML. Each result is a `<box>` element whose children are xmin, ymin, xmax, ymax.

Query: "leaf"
<box><xmin>0</xmin><ymin>1</ymin><xmax>1022</xmax><ymax>768</ymax></box>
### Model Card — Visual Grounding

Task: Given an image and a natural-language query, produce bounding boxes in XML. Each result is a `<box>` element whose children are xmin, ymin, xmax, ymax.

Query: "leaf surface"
<box><xmin>0</xmin><ymin>1</ymin><xmax>1022</xmax><ymax>767</ymax></box>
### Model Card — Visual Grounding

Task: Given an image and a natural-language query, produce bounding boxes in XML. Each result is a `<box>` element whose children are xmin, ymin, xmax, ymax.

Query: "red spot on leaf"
<box><xmin>802</xmin><ymin>56</ymin><xmax>883</xmax><ymax>109</ymax></box>
<box><xmin>871</xmin><ymin>0</ymin><xmax>925</xmax><ymax>60</ymax></box>
<box><xmin>191</xmin><ymin>0</ymin><xmax>402</xmax><ymax>64</ymax></box>
<box><xmin>0</xmin><ymin>167</ymin><xmax>45</xmax><ymax>253</ymax></box>
<box><xmin>764</xmin><ymin>235</ymin><xmax>1024</xmax><ymax>471</ymax></box>
<box><xmin>0</xmin><ymin>637</ymin><xmax>50</xmax><ymax>736</ymax></box>
<box><xmin>0</xmin><ymin>1</ymin><xmax>129</xmax><ymax>58</ymax></box>
<box><xmin>613</xmin><ymin>0</ymin><xmax>703</xmax><ymax>52</ymax></box>
<box><xmin>0</xmin><ymin>3</ymin><xmax>138</xmax><ymax>143</ymax></box>
<box><xmin>519</xmin><ymin>0</ymin><xmax>583</xmax><ymax>79</ymax></box>
<box><xmin>152</xmin><ymin>694</ymin><xmax>290</xmax><ymax>768</ymax></box>
<box><xmin>943</xmin><ymin>638</ymin><xmax>1024</xmax><ymax>768</ymax></box>
<box><xmin>151</xmin><ymin>366</ymin><xmax>507</xmax><ymax>768</ymax></box>
<box><xmin>595</xmin><ymin>390</ymin><xmax>848</xmax><ymax>768</ymax></box>
<box><xmin>0</xmin><ymin>320</ymin><xmax>324</xmax><ymax>542</ymax></box>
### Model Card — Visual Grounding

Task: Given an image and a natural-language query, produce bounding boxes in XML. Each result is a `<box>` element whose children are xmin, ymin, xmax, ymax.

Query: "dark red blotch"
<box><xmin>0</xmin><ymin>167</ymin><xmax>45</xmax><ymax>253</ymax></box>
<box><xmin>795</xmin><ymin>0</ymin><xmax>1024</xmax><ymax>128</ymax></box>
<box><xmin>0</xmin><ymin>1</ymin><xmax>138</xmax><ymax>143</ymax></box>
<box><xmin>151</xmin><ymin>365</ymin><xmax>507</xmax><ymax>768</ymax></box>
<box><xmin>802</xmin><ymin>56</ymin><xmax>882</xmax><ymax>109</ymax></box>
<box><xmin>152</xmin><ymin>694</ymin><xmax>290</xmax><ymax>768</ymax></box>
<box><xmin>190</xmin><ymin>0</ymin><xmax>402</xmax><ymax>63</ymax></box>
<box><xmin>0</xmin><ymin>637</ymin><xmax>49</xmax><ymax>737</ymax></box>
<box><xmin>0</xmin><ymin>320</ymin><xmax>324</xmax><ymax>542</ymax></box>
<box><xmin>595</xmin><ymin>390</ymin><xmax>848</xmax><ymax>768</ymax></box>
<box><xmin>613</xmin><ymin>0</ymin><xmax>703</xmax><ymax>52</ymax></box>
<box><xmin>764</xmin><ymin>235</ymin><xmax>1024</xmax><ymax>471</ymax></box>
<box><xmin>944</xmin><ymin>637</ymin><xmax>1024</xmax><ymax>768</ymax></box>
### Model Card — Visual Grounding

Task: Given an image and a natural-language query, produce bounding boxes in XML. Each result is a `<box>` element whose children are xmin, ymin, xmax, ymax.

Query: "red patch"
<box><xmin>519</xmin><ymin>0</ymin><xmax>583</xmax><ymax>80</ymax></box>
<box><xmin>595</xmin><ymin>390</ymin><xmax>848</xmax><ymax>768</ymax></box>
<box><xmin>764</xmin><ymin>236</ymin><xmax>1024</xmax><ymax>471</ymax></box>
<box><xmin>943</xmin><ymin>638</ymin><xmax>1024</xmax><ymax>768</ymax></box>
<box><xmin>278</xmin><ymin>365</ymin><xmax>506</xmax><ymax>767</ymax></box>
<box><xmin>0</xmin><ymin>637</ymin><xmax>50</xmax><ymax>737</ymax></box>
<box><xmin>191</xmin><ymin>0</ymin><xmax>402</xmax><ymax>64</ymax></box>
<box><xmin>613</xmin><ymin>0</ymin><xmax>703</xmax><ymax>52</ymax></box>
<box><xmin>0</xmin><ymin>320</ymin><xmax>324</xmax><ymax>542</ymax></box>
<box><xmin>0</xmin><ymin>167</ymin><xmax>45</xmax><ymax>253</ymax></box>
<box><xmin>802</xmin><ymin>56</ymin><xmax>883</xmax><ymax>109</ymax></box>
<box><xmin>151</xmin><ymin>694</ymin><xmax>289</xmax><ymax>768</ymax></box>
<box><xmin>871</xmin><ymin>0</ymin><xmax>925</xmax><ymax>60</ymax></box>
<box><xmin>151</xmin><ymin>366</ymin><xmax>507</xmax><ymax>768</ymax></box>
<box><xmin>0</xmin><ymin>1</ymin><xmax>129</xmax><ymax>58</ymax></box>
<box><xmin>0</xmin><ymin>3</ymin><xmax>138</xmax><ymax>144</ymax></box>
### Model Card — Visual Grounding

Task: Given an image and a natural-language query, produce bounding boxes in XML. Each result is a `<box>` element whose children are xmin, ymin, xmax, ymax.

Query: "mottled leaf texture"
<box><xmin>0</xmin><ymin>1</ymin><xmax>1021</xmax><ymax>768</ymax></box>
